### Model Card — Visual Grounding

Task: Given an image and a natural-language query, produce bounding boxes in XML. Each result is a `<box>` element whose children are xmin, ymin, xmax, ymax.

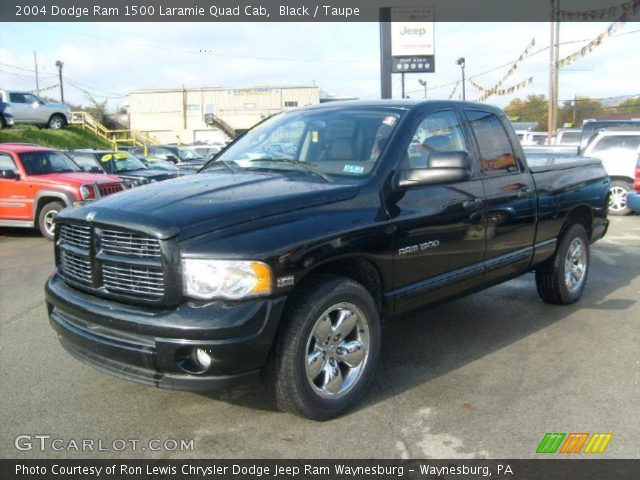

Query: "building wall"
<box><xmin>129</xmin><ymin>86</ymin><xmax>320</xmax><ymax>144</ymax></box>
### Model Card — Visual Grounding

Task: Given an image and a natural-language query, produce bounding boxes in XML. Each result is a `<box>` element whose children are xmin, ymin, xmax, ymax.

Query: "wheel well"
<box><xmin>563</xmin><ymin>205</ymin><xmax>593</xmax><ymax>240</ymax></box>
<box><xmin>34</xmin><ymin>197</ymin><xmax>65</xmax><ymax>226</ymax></box>
<box><xmin>48</xmin><ymin>113</ymin><xmax>67</xmax><ymax>125</ymax></box>
<box><xmin>298</xmin><ymin>258</ymin><xmax>384</xmax><ymax>313</ymax></box>
<box><xmin>609</xmin><ymin>175</ymin><xmax>634</xmax><ymax>185</ymax></box>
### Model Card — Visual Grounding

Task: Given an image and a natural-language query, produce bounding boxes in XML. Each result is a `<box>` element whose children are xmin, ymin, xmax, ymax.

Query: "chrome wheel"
<box><xmin>608</xmin><ymin>185</ymin><xmax>628</xmax><ymax>213</ymax></box>
<box><xmin>43</xmin><ymin>210</ymin><xmax>58</xmax><ymax>237</ymax></box>
<box><xmin>49</xmin><ymin>116</ymin><xmax>64</xmax><ymax>129</ymax></box>
<box><xmin>564</xmin><ymin>237</ymin><xmax>587</xmax><ymax>294</ymax></box>
<box><xmin>305</xmin><ymin>302</ymin><xmax>370</xmax><ymax>399</ymax></box>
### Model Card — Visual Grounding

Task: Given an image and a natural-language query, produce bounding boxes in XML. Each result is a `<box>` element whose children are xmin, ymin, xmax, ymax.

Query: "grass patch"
<box><xmin>0</xmin><ymin>125</ymin><xmax>111</xmax><ymax>150</ymax></box>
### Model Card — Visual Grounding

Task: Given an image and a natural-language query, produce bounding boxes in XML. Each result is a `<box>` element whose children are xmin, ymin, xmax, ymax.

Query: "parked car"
<box><xmin>0</xmin><ymin>144</ymin><xmax>123</xmax><ymax>239</ymax></box>
<box><xmin>553</xmin><ymin>128</ymin><xmax>581</xmax><ymax>146</ymax></box>
<box><xmin>67</xmin><ymin>150</ymin><xmax>178</xmax><ymax>186</ymax></box>
<box><xmin>0</xmin><ymin>90</ymin><xmax>71</xmax><ymax>129</ymax></box>
<box><xmin>0</xmin><ymin>101</ymin><xmax>15</xmax><ymax>129</ymax></box>
<box><xmin>581</xmin><ymin>127</ymin><xmax>640</xmax><ymax>215</ymax></box>
<box><xmin>520</xmin><ymin>131</ymin><xmax>549</xmax><ymax>146</ymax></box>
<box><xmin>579</xmin><ymin>119</ymin><xmax>640</xmax><ymax>153</ymax></box>
<box><xmin>626</xmin><ymin>149</ymin><xmax>640</xmax><ymax>213</ymax></box>
<box><xmin>134</xmin><ymin>145</ymin><xmax>207</xmax><ymax>164</ymax></box>
<box><xmin>186</xmin><ymin>145</ymin><xmax>221</xmax><ymax>160</ymax></box>
<box><xmin>46</xmin><ymin>101</ymin><xmax>609</xmax><ymax>420</ymax></box>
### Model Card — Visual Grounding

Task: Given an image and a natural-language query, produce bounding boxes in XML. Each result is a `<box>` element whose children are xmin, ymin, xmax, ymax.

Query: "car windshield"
<box><xmin>71</xmin><ymin>154</ymin><xmax>101</xmax><ymax>171</ymax></box>
<box><xmin>100</xmin><ymin>152</ymin><xmax>147</xmax><ymax>172</ymax></box>
<box><xmin>178</xmin><ymin>148</ymin><xmax>205</xmax><ymax>161</ymax></box>
<box><xmin>204</xmin><ymin>107</ymin><xmax>403</xmax><ymax>180</ymax></box>
<box><xmin>19</xmin><ymin>151</ymin><xmax>82</xmax><ymax>175</ymax></box>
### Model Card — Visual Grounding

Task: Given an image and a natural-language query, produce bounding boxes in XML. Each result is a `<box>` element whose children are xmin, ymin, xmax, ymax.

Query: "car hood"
<box><xmin>59</xmin><ymin>171</ymin><xmax>359</xmax><ymax>240</ymax></box>
<box><xmin>31</xmin><ymin>172</ymin><xmax>122</xmax><ymax>186</ymax></box>
<box><xmin>116</xmin><ymin>169</ymin><xmax>176</xmax><ymax>181</ymax></box>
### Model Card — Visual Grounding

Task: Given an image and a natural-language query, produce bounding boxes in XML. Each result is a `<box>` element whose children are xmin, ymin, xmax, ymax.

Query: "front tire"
<box><xmin>608</xmin><ymin>180</ymin><xmax>632</xmax><ymax>216</ymax></box>
<box><xmin>536</xmin><ymin>224</ymin><xmax>590</xmax><ymax>305</ymax></box>
<box><xmin>273</xmin><ymin>275</ymin><xmax>380</xmax><ymax>420</ymax></box>
<box><xmin>38</xmin><ymin>201</ymin><xmax>64</xmax><ymax>240</ymax></box>
<box><xmin>47</xmin><ymin>114</ymin><xmax>66</xmax><ymax>130</ymax></box>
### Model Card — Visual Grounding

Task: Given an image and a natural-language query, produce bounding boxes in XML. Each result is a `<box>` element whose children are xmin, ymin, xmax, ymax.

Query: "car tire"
<box><xmin>47</xmin><ymin>114</ymin><xmax>66</xmax><ymax>130</ymax></box>
<box><xmin>0</xmin><ymin>116</ymin><xmax>6</xmax><ymax>129</ymax></box>
<box><xmin>272</xmin><ymin>274</ymin><xmax>380</xmax><ymax>420</ymax></box>
<box><xmin>536</xmin><ymin>223</ymin><xmax>590</xmax><ymax>305</ymax></box>
<box><xmin>38</xmin><ymin>201</ymin><xmax>64</xmax><ymax>241</ymax></box>
<box><xmin>608</xmin><ymin>180</ymin><xmax>632</xmax><ymax>216</ymax></box>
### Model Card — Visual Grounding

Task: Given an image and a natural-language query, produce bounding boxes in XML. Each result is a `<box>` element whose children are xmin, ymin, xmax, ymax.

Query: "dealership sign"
<box><xmin>390</xmin><ymin>6</ymin><xmax>435</xmax><ymax>73</ymax></box>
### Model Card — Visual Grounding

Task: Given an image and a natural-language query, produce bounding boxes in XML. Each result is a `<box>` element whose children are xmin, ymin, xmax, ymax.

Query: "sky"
<box><xmin>1</xmin><ymin>21</ymin><xmax>639</xmax><ymax>111</ymax></box>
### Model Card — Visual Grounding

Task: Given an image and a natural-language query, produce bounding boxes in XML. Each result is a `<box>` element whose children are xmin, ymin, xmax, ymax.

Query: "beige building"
<box><xmin>128</xmin><ymin>85</ymin><xmax>320</xmax><ymax>144</ymax></box>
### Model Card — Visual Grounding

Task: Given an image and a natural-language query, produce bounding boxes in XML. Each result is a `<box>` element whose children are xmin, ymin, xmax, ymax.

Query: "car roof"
<box><xmin>596</xmin><ymin>127</ymin><xmax>640</xmax><ymax>134</ymax></box>
<box><xmin>294</xmin><ymin>99</ymin><xmax>501</xmax><ymax>113</ymax></box>
<box><xmin>0</xmin><ymin>143</ymin><xmax>55</xmax><ymax>153</ymax></box>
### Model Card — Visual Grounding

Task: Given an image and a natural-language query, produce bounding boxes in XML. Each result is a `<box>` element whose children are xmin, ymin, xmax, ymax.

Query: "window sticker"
<box><xmin>101</xmin><ymin>154</ymin><xmax>112</xmax><ymax>162</ymax></box>
<box><xmin>343</xmin><ymin>164</ymin><xmax>365</xmax><ymax>174</ymax></box>
<box><xmin>312</xmin><ymin>131</ymin><xmax>319</xmax><ymax>143</ymax></box>
<box><xmin>382</xmin><ymin>116</ymin><xmax>397</xmax><ymax>126</ymax></box>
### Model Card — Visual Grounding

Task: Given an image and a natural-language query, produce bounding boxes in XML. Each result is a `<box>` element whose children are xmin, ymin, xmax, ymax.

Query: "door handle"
<box><xmin>516</xmin><ymin>188</ymin><xmax>533</xmax><ymax>198</ymax></box>
<box><xmin>463</xmin><ymin>198</ymin><xmax>482</xmax><ymax>211</ymax></box>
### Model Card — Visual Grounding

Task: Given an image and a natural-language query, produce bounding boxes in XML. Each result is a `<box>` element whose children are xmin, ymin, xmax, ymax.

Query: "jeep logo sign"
<box><xmin>390</xmin><ymin>6</ymin><xmax>434</xmax><ymax>57</ymax></box>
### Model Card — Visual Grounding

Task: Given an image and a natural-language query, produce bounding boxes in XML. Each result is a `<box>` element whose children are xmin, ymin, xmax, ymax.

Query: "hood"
<box><xmin>59</xmin><ymin>171</ymin><xmax>359</xmax><ymax>240</ymax></box>
<box><xmin>117</xmin><ymin>169</ymin><xmax>175</xmax><ymax>181</ymax></box>
<box><xmin>32</xmin><ymin>172</ymin><xmax>122</xmax><ymax>187</ymax></box>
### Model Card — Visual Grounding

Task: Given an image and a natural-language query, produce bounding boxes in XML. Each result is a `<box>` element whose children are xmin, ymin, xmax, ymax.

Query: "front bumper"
<box><xmin>45</xmin><ymin>274</ymin><xmax>286</xmax><ymax>391</ymax></box>
<box><xmin>627</xmin><ymin>191</ymin><xmax>640</xmax><ymax>213</ymax></box>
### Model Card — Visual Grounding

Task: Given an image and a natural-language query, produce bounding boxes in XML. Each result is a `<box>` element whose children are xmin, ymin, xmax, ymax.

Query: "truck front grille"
<box><xmin>56</xmin><ymin>222</ymin><xmax>166</xmax><ymax>302</ymax></box>
<box><xmin>98</xmin><ymin>183</ymin><xmax>124</xmax><ymax>196</ymax></box>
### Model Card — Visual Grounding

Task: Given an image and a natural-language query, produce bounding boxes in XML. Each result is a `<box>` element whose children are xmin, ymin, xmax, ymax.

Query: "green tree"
<box><xmin>558</xmin><ymin>97</ymin><xmax>604</xmax><ymax>127</ymax></box>
<box><xmin>616</xmin><ymin>97</ymin><xmax>640</xmax><ymax>115</ymax></box>
<box><xmin>504</xmin><ymin>94</ymin><xmax>548</xmax><ymax>130</ymax></box>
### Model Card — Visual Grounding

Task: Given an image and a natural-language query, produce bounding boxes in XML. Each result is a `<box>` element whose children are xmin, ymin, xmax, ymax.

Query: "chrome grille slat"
<box><xmin>59</xmin><ymin>251</ymin><xmax>92</xmax><ymax>284</ymax></box>
<box><xmin>59</xmin><ymin>224</ymin><xmax>91</xmax><ymax>250</ymax></box>
<box><xmin>101</xmin><ymin>229</ymin><xmax>161</xmax><ymax>259</ymax></box>
<box><xmin>98</xmin><ymin>183</ymin><xmax>123</xmax><ymax>196</ymax></box>
<box><xmin>103</xmin><ymin>263</ymin><xmax>165</xmax><ymax>297</ymax></box>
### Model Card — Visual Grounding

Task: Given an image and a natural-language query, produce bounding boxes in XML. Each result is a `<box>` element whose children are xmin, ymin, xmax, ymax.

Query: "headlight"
<box><xmin>182</xmin><ymin>259</ymin><xmax>272</xmax><ymax>300</ymax></box>
<box><xmin>79</xmin><ymin>184</ymin><xmax>95</xmax><ymax>200</ymax></box>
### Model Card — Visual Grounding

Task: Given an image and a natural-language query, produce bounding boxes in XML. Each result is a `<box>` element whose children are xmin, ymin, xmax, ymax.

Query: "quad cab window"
<box><xmin>466</xmin><ymin>110</ymin><xmax>519</xmax><ymax>174</ymax></box>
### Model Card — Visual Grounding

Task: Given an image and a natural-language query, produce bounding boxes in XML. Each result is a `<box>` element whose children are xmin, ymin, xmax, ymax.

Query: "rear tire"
<box><xmin>608</xmin><ymin>180</ymin><xmax>632</xmax><ymax>216</ymax></box>
<box><xmin>273</xmin><ymin>275</ymin><xmax>380</xmax><ymax>420</ymax></box>
<box><xmin>38</xmin><ymin>201</ymin><xmax>64</xmax><ymax>241</ymax></box>
<box><xmin>536</xmin><ymin>224</ymin><xmax>590</xmax><ymax>305</ymax></box>
<box><xmin>47</xmin><ymin>114</ymin><xmax>65</xmax><ymax>130</ymax></box>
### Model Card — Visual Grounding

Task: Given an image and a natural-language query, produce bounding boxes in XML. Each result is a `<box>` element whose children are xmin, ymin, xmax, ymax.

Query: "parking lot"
<box><xmin>0</xmin><ymin>216</ymin><xmax>638</xmax><ymax>459</ymax></box>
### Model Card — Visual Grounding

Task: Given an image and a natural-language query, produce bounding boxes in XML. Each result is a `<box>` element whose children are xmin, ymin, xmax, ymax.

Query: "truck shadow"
<box><xmin>0</xmin><ymin>227</ymin><xmax>43</xmax><ymax>239</ymax></box>
<box><xmin>199</xmin><ymin>241</ymin><xmax>638</xmax><ymax>414</ymax></box>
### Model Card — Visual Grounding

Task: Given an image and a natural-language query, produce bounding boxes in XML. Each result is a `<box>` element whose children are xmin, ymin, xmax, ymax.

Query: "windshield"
<box><xmin>205</xmin><ymin>107</ymin><xmax>403</xmax><ymax>180</ymax></box>
<box><xmin>19</xmin><ymin>151</ymin><xmax>82</xmax><ymax>175</ymax></box>
<box><xmin>178</xmin><ymin>148</ymin><xmax>205</xmax><ymax>161</ymax></box>
<box><xmin>71</xmin><ymin>154</ymin><xmax>102</xmax><ymax>171</ymax></box>
<box><xmin>100</xmin><ymin>152</ymin><xmax>147</xmax><ymax>172</ymax></box>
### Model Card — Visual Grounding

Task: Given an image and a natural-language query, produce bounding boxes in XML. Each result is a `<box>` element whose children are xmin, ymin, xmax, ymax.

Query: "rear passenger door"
<box><xmin>8</xmin><ymin>93</ymin><xmax>31</xmax><ymax>122</ymax></box>
<box><xmin>464</xmin><ymin>109</ymin><xmax>536</xmax><ymax>284</ymax></box>
<box><xmin>391</xmin><ymin>109</ymin><xmax>487</xmax><ymax>314</ymax></box>
<box><xmin>0</xmin><ymin>153</ymin><xmax>31</xmax><ymax>220</ymax></box>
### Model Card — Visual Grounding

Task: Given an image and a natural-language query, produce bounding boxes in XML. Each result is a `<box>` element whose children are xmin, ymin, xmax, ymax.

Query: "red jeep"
<box><xmin>0</xmin><ymin>144</ymin><xmax>124</xmax><ymax>239</ymax></box>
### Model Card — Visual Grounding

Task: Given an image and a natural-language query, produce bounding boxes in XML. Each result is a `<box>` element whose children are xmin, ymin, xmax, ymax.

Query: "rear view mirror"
<box><xmin>0</xmin><ymin>170</ymin><xmax>19</xmax><ymax>180</ymax></box>
<box><xmin>396</xmin><ymin>151</ymin><xmax>471</xmax><ymax>189</ymax></box>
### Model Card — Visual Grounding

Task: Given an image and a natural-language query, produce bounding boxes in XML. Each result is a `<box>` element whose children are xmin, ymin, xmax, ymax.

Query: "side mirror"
<box><xmin>396</xmin><ymin>151</ymin><xmax>471</xmax><ymax>189</ymax></box>
<box><xmin>89</xmin><ymin>166</ymin><xmax>102</xmax><ymax>173</ymax></box>
<box><xmin>166</xmin><ymin>155</ymin><xmax>179</xmax><ymax>164</ymax></box>
<box><xmin>0</xmin><ymin>170</ymin><xmax>19</xmax><ymax>180</ymax></box>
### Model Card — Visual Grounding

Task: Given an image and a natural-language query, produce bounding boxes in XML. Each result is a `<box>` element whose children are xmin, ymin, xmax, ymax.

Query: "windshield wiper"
<box><xmin>200</xmin><ymin>160</ymin><xmax>238</xmax><ymax>174</ymax></box>
<box><xmin>246</xmin><ymin>158</ymin><xmax>332</xmax><ymax>183</ymax></box>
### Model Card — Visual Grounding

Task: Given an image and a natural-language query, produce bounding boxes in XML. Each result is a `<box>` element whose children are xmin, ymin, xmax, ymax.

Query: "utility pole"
<box><xmin>572</xmin><ymin>94</ymin><xmax>578</xmax><ymax>127</ymax></box>
<box><xmin>548</xmin><ymin>0</ymin><xmax>560</xmax><ymax>138</ymax></box>
<box><xmin>419</xmin><ymin>79</ymin><xmax>427</xmax><ymax>99</ymax></box>
<box><xmin>55</xmin><ymin>60</ymin><xmax>64</xmax><ymax>103</ymax></box>
<box><xmin>33</xmin><ymin>52</ymin><xmax>40</xmax><ymax>95</ymax></box>
<box><xmin>456</xmin><ymin>57</ymin><xmax>466</xmax><ymax>101</ymax></box>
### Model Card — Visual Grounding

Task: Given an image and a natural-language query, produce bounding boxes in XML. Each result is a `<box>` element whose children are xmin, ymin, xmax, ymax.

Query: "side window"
<box><xmin>406</xmin><ymin>110</ymin><xmax>468</xmax><ymax>169</ymax></box>
<box><xmin>592</xmin><ymin>136</ymin><xmax>640</xmax><ymax>153</ymax></box>
<box><xmin>23</xmin><ymin>94</ymin><xmax>38</xmax><ymax>104</ymax></box>
<box><xmin>9</xmin><ymin>93</ymin><xmax>26</xmax><ymax>103</ymax></box>
<box><xmin>0</xmin><ymin>154</ymin><xmax>18</xmax><ymax>173</ymax></box>
<box><xmin>466</xmin><ymin>110</ymin><xmax>519</xmax><ymax>174</ymax></box>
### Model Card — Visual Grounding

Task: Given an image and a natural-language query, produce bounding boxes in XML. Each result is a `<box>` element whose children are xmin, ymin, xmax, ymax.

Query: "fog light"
<box><xmin>194</xmin><ymin>348</ymin><xmax>212</xmax><ymax>369</ymax></box>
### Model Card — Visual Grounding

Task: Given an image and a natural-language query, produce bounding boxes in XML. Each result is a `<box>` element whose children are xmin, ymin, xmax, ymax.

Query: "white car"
<box><xmin>582</xmin><ymin>128</ymin><xmax>640</xmax><ymax>215</ymax></box>
<box><xmin>0</xmin><ymin>90</ymin><xmax>71</xmax><ymax>129</ymax></box>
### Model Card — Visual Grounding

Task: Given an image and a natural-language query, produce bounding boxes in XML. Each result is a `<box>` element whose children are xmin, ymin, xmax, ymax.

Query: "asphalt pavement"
<box><xmin>1</xmin><ymin>217</ymin><xmax>638</xmax><ymax>459</ymax></box>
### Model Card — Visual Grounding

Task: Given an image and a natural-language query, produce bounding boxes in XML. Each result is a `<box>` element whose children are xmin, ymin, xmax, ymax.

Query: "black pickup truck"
<box><xmin>45</xmin><ymin>101</ymin><xmax>610</xmax><ymax>420</ymax></box>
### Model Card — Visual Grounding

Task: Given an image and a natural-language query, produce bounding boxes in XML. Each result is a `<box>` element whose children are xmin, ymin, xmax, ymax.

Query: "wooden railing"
<box><xmin>70</xmin><ymin>111</ymin><xmax>158</xmax><ymax>150</ymax></box>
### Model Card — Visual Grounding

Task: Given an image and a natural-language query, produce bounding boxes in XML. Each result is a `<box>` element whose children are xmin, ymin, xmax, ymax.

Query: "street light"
<box><xmin>418</xmin><ymin>79</ymin><xmax>427</xmax><ymax>99</ymax></box>
<box><xmin>456</xmin><ymin>57</ymin><xmax>466</xmax><ymax>101</ymax></box>
<box><xmin>55</xmin><ymin>60</ymin><xmax>64</xmax><ymax>103</ymax></box>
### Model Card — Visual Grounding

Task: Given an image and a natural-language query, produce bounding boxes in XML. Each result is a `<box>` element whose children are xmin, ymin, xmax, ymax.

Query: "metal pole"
<box><xmin>401</xmin><ymin>72</ymin><xmax>405</xmax><ymax>99</ymax></box>
<box><xmin>379</xmin><ymin>9</ymin><xmax>392</xmax><ymax>99</ymax></box>
<box><xmin>33</xmin><ymin>51</ymin><xmax>39</xmax><ymax>95</ymax></box>
<box><xmin>548</xmin><ymin>0</ymin><xmax>559</xmax><ymax>137</ymax></box>
<box><xmin>55</xmin><ymin>60</ymin><xmax>64</xmax><ymax>103</ymax></box>
<box><xmin>573</xmin><ymin>94</ymin><xmax>577</xmax><ymax>127</ymax></box>
<box><xmin>461</xmin><ymin>66</ymin><xmax>466</xmax><ymax>101</ymax></box>
<box><xmin>424</xmin><ymin>82</ymin><xmax>427</xmax><ymax>99</ymax></box>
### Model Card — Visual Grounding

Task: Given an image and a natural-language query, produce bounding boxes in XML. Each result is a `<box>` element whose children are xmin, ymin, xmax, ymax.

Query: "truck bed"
<box><xmin>526</xmin><ymin>153</ymin><xmax>603</xmax><ymax>173</ymax></box>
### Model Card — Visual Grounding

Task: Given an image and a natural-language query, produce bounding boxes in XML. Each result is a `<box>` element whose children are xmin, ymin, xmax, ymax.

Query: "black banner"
<box><xmin>2</xmin><ymin>0</ymin><xmax>640</xmax><ymax>22</ymax></box>
<box><xmin>2</xmin><ymin>460</ymin><xmax>640</xmax><ymax>480</ymax></box>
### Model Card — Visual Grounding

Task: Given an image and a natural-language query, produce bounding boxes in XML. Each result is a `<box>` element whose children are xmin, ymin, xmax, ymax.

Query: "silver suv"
<box><xmin>0</xmin><ymin>90</ymin><xmax>71</xmax><ymax>129</ymax></box>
